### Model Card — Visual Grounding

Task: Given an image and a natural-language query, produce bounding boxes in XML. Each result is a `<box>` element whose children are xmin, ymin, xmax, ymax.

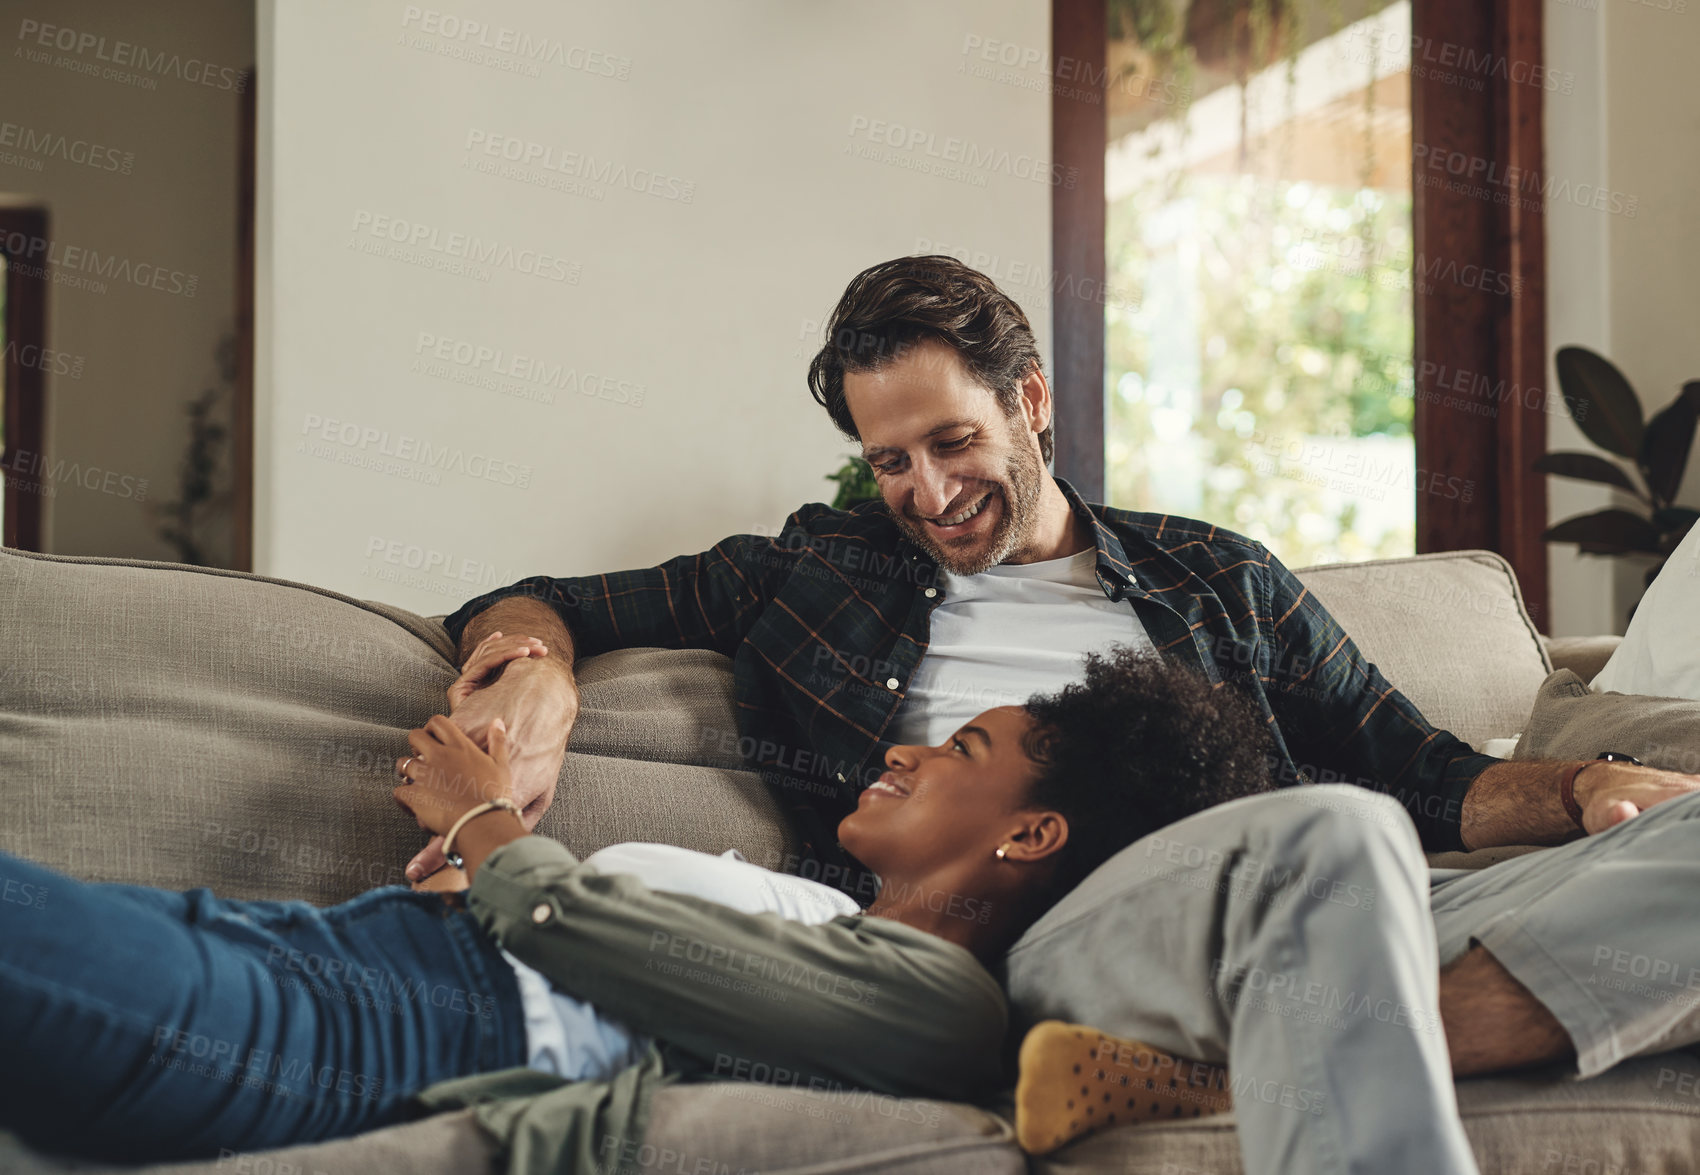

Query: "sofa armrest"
<box><xmin>1540</xmin><ymin>635</ymin><xmax>1622</xmax><ymax>686</ymax></box>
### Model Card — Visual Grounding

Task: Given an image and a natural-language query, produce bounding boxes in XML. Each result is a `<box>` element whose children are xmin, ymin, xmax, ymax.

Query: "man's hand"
<box><xmin>1464</xmin><ymin>757</ymin><xmax>1700</xmax><ymax>849</ymax></box>
<box><xmin>447</xmin><ymin>631</ymin><xmax>549</xmax><ymax>710</ymax></box>
<box><xmin>404</xmin><ymin>633</ymin><xmax>581</xmax><ymax>882</ymax></box>
<box><xmin>1575</xmin><ymin>761</ymin><xmax>1700</xmax><ymax>834</ymax></box>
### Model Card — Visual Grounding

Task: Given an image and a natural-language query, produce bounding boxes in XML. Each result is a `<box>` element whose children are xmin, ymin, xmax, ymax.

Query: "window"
<box><xmin>1104</xmin><ymin>1</ymin><xmax>1415</xmax><ymax>566</ymax></box>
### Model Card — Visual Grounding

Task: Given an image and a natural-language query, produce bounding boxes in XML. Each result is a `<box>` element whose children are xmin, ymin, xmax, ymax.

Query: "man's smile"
<box><xmin>919</xmin><ymin>490</ymin><xmax>997</xmax><ymax>540</ymax></box>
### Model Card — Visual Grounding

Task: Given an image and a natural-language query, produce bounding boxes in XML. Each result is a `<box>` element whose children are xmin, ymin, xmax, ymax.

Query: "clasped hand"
<box><xmin>1575</xmin><ymin>760</ymin><xmax>1700</xmax><ymax>834</ymax></box>
<box><xmin>404</xmin><ymin>630</ymin><xmax>578</xmax><ymax>882</ymax></box>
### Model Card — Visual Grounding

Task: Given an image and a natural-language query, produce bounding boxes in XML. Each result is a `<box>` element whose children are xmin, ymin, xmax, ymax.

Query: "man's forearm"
<box><xmin>1459</xmin><ymin>760</ymin><xmax>1580</xmax><ymax>850</ymax></box>
<box><xmin>457</xmin><ymin>595</ymin><xmax>579</xmax><ymax>671</ymax></box>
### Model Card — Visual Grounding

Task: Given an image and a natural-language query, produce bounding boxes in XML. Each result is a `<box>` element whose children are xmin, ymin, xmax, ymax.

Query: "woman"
<box><xmin>0</xmin><ymin>644</ymin><xmax>1274</xmax><ymax>1164</ymax></box>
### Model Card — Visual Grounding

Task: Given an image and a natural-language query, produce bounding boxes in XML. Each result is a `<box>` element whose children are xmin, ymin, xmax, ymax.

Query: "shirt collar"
<box><xmin>1053</xmin><ymin>476</ymin><xmax>1138</xmax><ymax>593</ymax></box>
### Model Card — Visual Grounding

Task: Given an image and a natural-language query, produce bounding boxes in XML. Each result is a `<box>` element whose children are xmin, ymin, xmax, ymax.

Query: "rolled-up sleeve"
<box><xmin>466</xmin><ymin>837</ymin><xmax>1008</xmax><ymax>1104</ymax></box>
<box><xmin>1261</xmin><ymin>548</ymin><xmax>1502</xmax><ymax>852</ymax></box>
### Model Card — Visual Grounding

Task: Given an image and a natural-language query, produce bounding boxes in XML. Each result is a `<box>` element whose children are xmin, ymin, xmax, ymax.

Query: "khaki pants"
<box><xmin>1004</xmin><ymin>785</ymin><xmax>1700</xmax><ymax>1175</ymax></box>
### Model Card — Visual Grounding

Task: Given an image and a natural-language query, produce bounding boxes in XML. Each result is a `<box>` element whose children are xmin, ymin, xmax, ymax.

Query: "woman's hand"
<box><xmin>447</xmin><ymin>631</ymin><xmax>549</xmax><ymax>711</ymax></box>
<box><xmin>410</xmin><ymin>864</ymin><xmax>469</xmax><ymax>894</ymax></box>
<box><xmin>393</xmin><ymin>714</ymin><xmax>516</xmax><ymax>836</ymax></box>
<box><xmin>409</xmin><ymin>630</ymin><xmax>578</xmax><ymax>882</ymax></box>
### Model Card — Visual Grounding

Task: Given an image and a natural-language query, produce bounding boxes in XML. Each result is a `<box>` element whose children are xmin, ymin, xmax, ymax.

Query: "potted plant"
<box><xmin>826</xmin><ymin>455</ymin><xmax>881</xmax><ymax>510</ymax></box>
<box><xmin>1537</xmin><ymin>345</ymin><xmax>1700</xmax><ymax>598</ymax></box>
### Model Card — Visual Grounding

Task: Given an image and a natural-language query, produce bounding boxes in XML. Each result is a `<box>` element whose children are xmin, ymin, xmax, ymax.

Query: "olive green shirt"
<box><xmin>417</xmin><ymin>837</ymin><xmax>1008</xmax><ymax>1174</ymax></box>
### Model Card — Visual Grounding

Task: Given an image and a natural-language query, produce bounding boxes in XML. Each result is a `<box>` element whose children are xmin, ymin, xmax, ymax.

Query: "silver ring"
<box><xmin>400</xmin><ymin>755</ymin><xmax>416</xmax><ymax>778</ymax></box>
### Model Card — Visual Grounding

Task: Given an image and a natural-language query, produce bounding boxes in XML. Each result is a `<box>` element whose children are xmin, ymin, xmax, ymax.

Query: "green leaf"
<box><xmin>1555</xmin><ymin>346</ymin><xmax>1645</xmax><ymax>459</ymax></box>
<box><xmin>826</xmin><ymin>456</ymin><xmax>881</xmax><ymax>511</ymax></box>
<box><xmin>1641</xmin><ymin>381</ymin><xmax>1700</xmax><ymax>506</ymax></box>
<box><xmin>1532</xmin><ymin>451</ymin><xmax>1642</xmax><ymax>496</ymax></box>
<box><xmin>1653</xmin><ymin>505</ymin><xmax>1700</xmax><ymax>532</ymax></box>
<box><xmin>1543</xmin><ymin>508</ymin><xmax>1664</xmax><ymax>555</ymax></box>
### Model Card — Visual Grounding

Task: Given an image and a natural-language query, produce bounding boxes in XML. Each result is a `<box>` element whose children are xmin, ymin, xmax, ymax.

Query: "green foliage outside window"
<box><xmin>1107</xmin><ymin>174</ymin><xmax>1417</xmax><ymax>566</ymax></box>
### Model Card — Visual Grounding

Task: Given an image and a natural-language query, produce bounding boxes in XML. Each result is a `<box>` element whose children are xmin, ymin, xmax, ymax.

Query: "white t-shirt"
<box><xmin>890</xmin><ymin>546</ymin><xmax>1155</xmax><ymax>748</ymax></box>
<box><xmin>504</xmin><ymin>842</ymin><xmax>860</xmax><ymax>1080</ymax></box>
<box><xmin>1591</xmin><ymin>522</ymin><xmax>1700</xmax><ymax>701</ymax></box>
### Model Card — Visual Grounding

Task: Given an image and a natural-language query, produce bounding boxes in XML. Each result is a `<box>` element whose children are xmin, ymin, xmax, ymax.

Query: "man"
<box><xmin>426</xmin><ymin>255</ymin><xmax>1700</xmax><ymax>1111</ymax></box>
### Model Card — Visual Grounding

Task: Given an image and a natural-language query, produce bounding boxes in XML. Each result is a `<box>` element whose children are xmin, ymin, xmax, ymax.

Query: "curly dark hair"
<box><xmin>806</xmin><ymin>255</ymin><xmax>1053</xmax><ymax>465</ymax></box>
<box><xmin>1019</xmin><ymin>645</ymin><xmax>1276</xmax><ymax>898</ymax></box>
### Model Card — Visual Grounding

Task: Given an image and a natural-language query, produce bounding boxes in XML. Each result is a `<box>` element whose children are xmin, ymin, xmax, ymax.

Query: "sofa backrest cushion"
<box><xmin>1514</xmin><ymin>668</ymin><xmax>1700</xmax><ymax>775</ymax></box>
<box><xmin>0</xmin><ymin>547</ymin><xmax>790</xmax><ymax>905</ymax></box>
<box><xmin>1292</xmin><ymin>549</ymin><xmax>1551</xmax><ymax>750</ymax></box>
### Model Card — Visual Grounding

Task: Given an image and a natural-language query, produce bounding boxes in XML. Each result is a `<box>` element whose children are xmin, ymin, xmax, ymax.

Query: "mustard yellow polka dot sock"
<box><xmin>1013</xmin><ymin>1020</ymin><xmax>1233</xmax><ymax>1154</ymax></box>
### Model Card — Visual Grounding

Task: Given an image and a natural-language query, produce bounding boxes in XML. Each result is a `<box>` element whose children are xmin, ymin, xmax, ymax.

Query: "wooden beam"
<box><xmin>1411</xmin><ymin>0</ymin><xmax>1550</xmax><ymax>628</ymax></box>
<box><xmin>1051</xmin><ymin>0</ymin><xmax>1108</xmax><ymax>500</ymax></box>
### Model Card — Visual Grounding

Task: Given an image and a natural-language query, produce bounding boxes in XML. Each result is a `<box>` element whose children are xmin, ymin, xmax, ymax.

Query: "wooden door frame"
<box><xmin>234</xmin><ymin>67</ymin><xmax>255</xmax><ymax>571</ymax></box>
<box><xmin>1410</xmin><ymin>0</ymin><xmax>1549</xmax><ymax>627</ymax></box>
<box><xmin>1051</xmin><ymin>0</ymin><xmax>1551</xmax><ymax>627</ymax></box>
<box><xmin>1050</xmin><ymin>0</ymin><xmax>1108</xmax><ymax>500</ymax></box>
<box><xmin>1</xmin><ymin>204</ymin><xmax>49</xmax><ymax>551</ymax></box>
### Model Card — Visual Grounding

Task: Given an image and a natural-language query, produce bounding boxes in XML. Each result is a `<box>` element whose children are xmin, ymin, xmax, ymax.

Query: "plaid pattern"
<box><xmin>443</xmin><ymin>478</ymin><xmax>1501</xmax><ymax>879</ymax></box>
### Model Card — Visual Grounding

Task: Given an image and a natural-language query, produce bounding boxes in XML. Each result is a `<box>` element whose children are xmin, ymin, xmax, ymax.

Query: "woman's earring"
<box><xmin>995</xmin><ymin>843</ymin><xmax>1011</xmax><ymax>861</ymax></box>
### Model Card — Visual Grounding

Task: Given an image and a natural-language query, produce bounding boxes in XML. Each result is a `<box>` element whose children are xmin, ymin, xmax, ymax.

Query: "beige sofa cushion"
<box><xmin>0</xmin><ymin>1088</ymin><xmax>1028</xmax><ymax>1175</ymax></box>
<box><xmin>1513</xmin><ymin>669</ymin><xmax>1700</xmax><ymax>776</ymax></box>
<box><xmin>1033</xmin><ymin>1052</ymin><xmax>1700</xmax><ymax>1174</ymax></box>
<box><xmin>1544</xmin><ymin>635</ymin><xmax>1625</xmax><ymax>686</ymax></box>
<box><xmin>0</xmin><ymin>1108</ymin><xmax>500</xmax><ymax>1175</ymax></box>
<box><xmin>1293</xmin><ymin>549</ymin><xmax>1552</xmax><ymax>750</ymax></box>
<box><xmin>0</xmin><ymin>547</ymin><xmax>793</xmax><ymax>906</ymax></box>
<box><xmin>15</xmin><ymin>1053</ymin><xmax>1694</xmax><ymax>1175</ymax></box>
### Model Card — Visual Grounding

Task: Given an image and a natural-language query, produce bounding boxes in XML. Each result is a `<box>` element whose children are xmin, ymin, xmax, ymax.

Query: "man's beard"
<box><xmin>890</xmin><ymin>436</ymin><xmax>1045</xmax><ymax>577</ymax></box>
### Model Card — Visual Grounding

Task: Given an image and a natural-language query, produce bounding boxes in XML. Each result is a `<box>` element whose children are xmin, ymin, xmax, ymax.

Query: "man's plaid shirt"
<box><xmin>443</xmin><ymin>478</ymin><xmax>1502</xmax><ymax>895</ymax></box>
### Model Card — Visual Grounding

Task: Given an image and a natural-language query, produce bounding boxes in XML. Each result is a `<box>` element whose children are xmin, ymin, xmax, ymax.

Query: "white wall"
<box><xmin>255</xmin><ymin>1</ymin><xmax>1052</xmax><ymax>611</ymax></box>
<box><xmin>1546</xmin><ymin>0</ymin><xmax>1700</xmax><ymax>635</ymax></box>
<box><xmin>1601</xmin><ymin>0</ymin><xmax>1700</xmax><ymax>624</ymax></box>
<box><xmin>1544</xmin><ymin>0</ymin><xmax>1615</xmax><ymax>637</ymax></box>
<box><xmin>0</xmin><ymin>0</ymin><xmax>250</xmax><ymax>563</ymax></box>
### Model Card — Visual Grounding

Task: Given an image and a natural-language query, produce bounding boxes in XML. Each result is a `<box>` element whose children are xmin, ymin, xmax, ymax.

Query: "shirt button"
<box><xmin>835</xmin><ymin>772</ymin><xmax>845</xmax><ymax>783</ymax></box>
<box><xmin>531</xmin><ymin>903</ymin><xmax>553</xmax><ymax>924</ymax></box>
<box><xmin>924</xmin><ymin>588</ymin><xmax>937</xmax><ymax>598</ymax></box>
<box><xmin>886</xmin><ymin>677</ymin><xmax>899</xmax><ymax>690</ymax></box>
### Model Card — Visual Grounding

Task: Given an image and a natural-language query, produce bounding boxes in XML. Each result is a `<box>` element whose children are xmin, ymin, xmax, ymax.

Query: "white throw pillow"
<box><xmin>1592</xmin><ymin>523</ymin><xmax>1700</xmax><ymax>701</ymax></box>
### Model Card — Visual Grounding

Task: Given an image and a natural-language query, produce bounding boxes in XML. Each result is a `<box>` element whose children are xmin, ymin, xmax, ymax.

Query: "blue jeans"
<box><xmin>0</xmin><ymin>851</ymin><xmax>527</xmax><ymax>1162</ymax></box>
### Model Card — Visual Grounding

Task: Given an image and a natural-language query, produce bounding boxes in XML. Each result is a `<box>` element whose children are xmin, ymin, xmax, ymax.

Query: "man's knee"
<box><xmin>1250</xmin><ymin>786</ymin><xmax>1423</xmax><ymax>883</ymax></box>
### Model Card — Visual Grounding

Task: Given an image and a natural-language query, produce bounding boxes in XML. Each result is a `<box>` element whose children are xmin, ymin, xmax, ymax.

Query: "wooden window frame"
<box><xmin>1</xmin><ymin>204</ymin><xmax>49</xmax><ymax>551</ymax></box>
<box><xmin>1410</xmin><ymin>0</ymin><xmax>1548</xmax><ymax>626</ymax></box>
<box><xmin>234</xmin><ymin>68</ymin><xmax>256</xmax><ymax>571</ymax></box>
<box><xmin>1051</xmin><ymin>0</ymin><xmax>1551</xmax><ymax>627</ymax></box>
<box><xmin>1050</xmin><ymin>0</ymin><xmax>1108</xmax><ymax>499</ymax></box>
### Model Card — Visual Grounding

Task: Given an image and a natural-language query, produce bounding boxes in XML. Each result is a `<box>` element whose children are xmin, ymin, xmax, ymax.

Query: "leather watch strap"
<box><xmin>1558</xmin><ymin>760</ymin><xmax>1600</xmax><ymax>832</ymax></box>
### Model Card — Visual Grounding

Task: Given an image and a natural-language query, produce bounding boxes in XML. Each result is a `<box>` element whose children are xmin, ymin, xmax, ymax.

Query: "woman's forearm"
<box><xmin>455</xmin><ymin>809</ymin><xmax>529</xmax><ymax>883</ymax></box>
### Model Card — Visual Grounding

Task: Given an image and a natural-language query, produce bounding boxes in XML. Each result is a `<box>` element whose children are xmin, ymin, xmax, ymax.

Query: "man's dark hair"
<box><xmin>1019</xmin><ymin>645</ymin><xmax>1275</xmax><ymax>898</ymax></box>
<box><xmin>806</xmin><ymin>255</ymin><xmax>1054</xmax><ymax>465</ymax></box>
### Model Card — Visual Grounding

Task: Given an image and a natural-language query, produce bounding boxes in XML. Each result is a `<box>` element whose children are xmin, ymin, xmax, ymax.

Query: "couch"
<box><xmin>2</xmin><ymin>542</ymin><xmax>1696</xmax><ymax>1175</ymax></box>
